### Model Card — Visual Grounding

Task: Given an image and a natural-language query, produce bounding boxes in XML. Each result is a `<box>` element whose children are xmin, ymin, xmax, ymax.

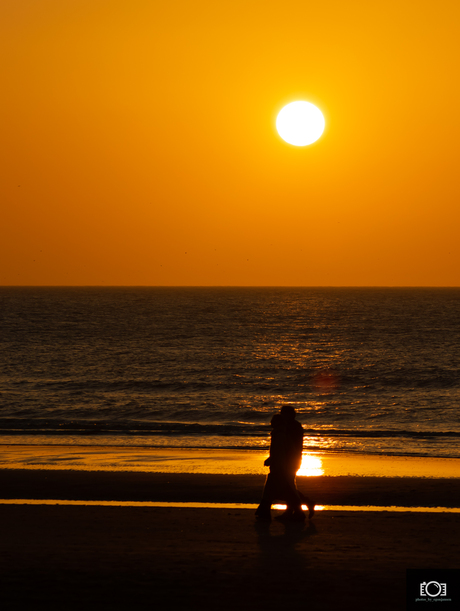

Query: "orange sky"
<box><xmin>2</xmin><ymin>0</ymin><xmax>460</xmax><ymax>286</ymax></box>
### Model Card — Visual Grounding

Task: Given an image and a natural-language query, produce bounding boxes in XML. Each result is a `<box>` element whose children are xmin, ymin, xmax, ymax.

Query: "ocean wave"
<box><xmin>0</xmin><ymin>419</ymin><xmax>459</xmax><ymax>440</ymax></box>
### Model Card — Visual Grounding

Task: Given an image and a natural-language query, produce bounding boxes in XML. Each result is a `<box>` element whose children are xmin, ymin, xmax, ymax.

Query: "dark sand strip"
<box><xmin>1</xmin><ymin>469</ymin><xmax>460</xmax><ymax>507</ymax></box>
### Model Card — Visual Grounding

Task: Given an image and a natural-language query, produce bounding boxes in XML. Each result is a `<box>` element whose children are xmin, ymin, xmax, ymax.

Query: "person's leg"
<box><xmin>288</xmin><ymin>474</ymin><xmax>307</xmax><ymax>520</ymax></box>
<box><xmin>298</xmin><ymin>491</ymin><xmax>316</xmax><ymax>519</ymax></box>
<box><xmin>255</xmin><ymin>473</ymin><xmax>275</xmax><ymax>519</ymax></box>
<box><xmin>274</xmin><ymin>473</ymin><xmax>305</xmax><ymax>521</ymax></box>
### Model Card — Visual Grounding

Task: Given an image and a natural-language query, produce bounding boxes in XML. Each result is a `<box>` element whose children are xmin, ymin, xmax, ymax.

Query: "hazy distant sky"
<box><xmin>2</xmin><ymin>0</ymin><xmax>460</xmax><ymax>286</ymax></box>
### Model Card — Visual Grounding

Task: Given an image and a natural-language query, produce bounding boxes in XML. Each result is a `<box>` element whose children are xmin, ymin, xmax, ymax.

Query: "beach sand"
<box><xmin>0</xmin><ymin>502</ymin><xmax>459</xmax><ymax>611</ymax></box>
<box><xmin>1</xmin><ymin>468</ymin><xmax>460</xmax><ymax>610</ymax></box>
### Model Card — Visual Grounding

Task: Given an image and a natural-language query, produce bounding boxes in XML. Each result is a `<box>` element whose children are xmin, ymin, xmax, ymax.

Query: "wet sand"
<box><xmin>2</xmin><ymin>444</ymin><xmax>460</xmax><ymax>478</ymax></box>
<box><xmin>1</xmin><ymin>468</ymin><xmax>460</xmax><ymax>610</ymax></box>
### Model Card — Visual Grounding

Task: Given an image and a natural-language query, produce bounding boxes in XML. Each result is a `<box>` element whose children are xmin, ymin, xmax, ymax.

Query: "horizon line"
<box><xmin>1</xmin><ymin>285</ymin><xmax>460</xmax><ymax>289</ymax></box>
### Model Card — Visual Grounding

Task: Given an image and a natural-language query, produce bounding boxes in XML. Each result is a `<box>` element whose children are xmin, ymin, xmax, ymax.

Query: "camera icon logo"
<box><xmin>420</xmin><ymin>581</ymin><xmax>447</xmax><ymax>597</ymax></box>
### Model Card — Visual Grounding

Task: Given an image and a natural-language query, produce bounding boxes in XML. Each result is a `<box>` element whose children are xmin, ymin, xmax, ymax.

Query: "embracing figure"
<box><xmin>255</xmin><ymin>405</ymin><xmax>315</xmax><ymax>521</ymax></box>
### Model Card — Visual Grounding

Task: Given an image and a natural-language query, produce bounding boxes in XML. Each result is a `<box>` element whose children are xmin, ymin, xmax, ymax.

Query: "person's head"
<box><xmin>270</xmin><ymin>413</ymin><xmax>283</xmax><ymax>428</ymax></box>
<box><xmin>280</xmin><ymin>405</ymin><xmax>296</xmax><ymax>421</ymax></box>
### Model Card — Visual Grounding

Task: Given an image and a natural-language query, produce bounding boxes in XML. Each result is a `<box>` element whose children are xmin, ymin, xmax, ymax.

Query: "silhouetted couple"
<box><xmin>255</xmin><ymin>405</ymin><xmax>314</xmax><ymax>522</ymax></box>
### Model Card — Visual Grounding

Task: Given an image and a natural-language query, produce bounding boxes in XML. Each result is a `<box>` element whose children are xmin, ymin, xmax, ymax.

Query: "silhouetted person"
<box><xmin>276</xmin><ymin>405</ymin><xmax>313</xmax><ymax>520</ymax></box>
<box><xmin>255</xmin><ymin>407</ymin><xmax>314</xmax><ymax>521</ymax></box>
<box><xmin>255</xmin><ymin>414</ymin><xmax>292</xmax><ymax>520</ymax></box>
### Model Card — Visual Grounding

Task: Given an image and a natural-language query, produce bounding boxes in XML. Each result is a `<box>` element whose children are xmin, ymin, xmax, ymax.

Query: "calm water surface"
<box><xmin>1</xmin><ymin>287</ymin><xmax>459</xmax><ymax>458</ymax></box>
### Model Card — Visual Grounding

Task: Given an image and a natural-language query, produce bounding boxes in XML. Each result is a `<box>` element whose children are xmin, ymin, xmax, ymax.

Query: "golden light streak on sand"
<box><xmin>1</xmin><ymin>499</ymin><xmax>459</xmax><ymax>513</ymax></box>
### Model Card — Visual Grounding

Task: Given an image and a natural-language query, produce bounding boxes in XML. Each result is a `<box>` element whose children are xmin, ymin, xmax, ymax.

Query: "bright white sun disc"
<box><xmin>276</xmin><ymin>101</ymin><xmax>325</xmax><ymax>146</ymax></box>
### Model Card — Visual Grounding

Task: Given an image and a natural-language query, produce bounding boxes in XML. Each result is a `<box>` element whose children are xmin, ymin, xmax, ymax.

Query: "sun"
<box><xmin>276</xmin><ymin>101</ymin><xmax>325</xmax><ymax>146</ymax></box>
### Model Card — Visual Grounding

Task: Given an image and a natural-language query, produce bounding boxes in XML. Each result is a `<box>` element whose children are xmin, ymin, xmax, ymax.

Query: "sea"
<box><xmin>1</xmin><ymin>287</ymin><xmax>459</xmax><ymax>459</ymax></box>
